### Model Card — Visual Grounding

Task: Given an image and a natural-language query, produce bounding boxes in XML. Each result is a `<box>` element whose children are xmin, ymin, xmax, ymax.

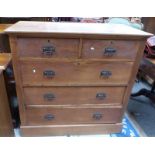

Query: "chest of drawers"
<box><xmin>5</xmin><ymin>21</ymin><xmax>152</xmax><ymax>136</ymax></box>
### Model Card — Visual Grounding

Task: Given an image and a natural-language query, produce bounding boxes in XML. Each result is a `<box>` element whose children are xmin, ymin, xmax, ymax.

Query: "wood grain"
<box><xmin>21</xmin><ymin>123</ymin><xmax>122</xmax><ymax>136</ymax></box>
<box><xmin>20</xmin><ymin>60</ymin><xmax>133</xmax><ymax>86</ymax></box>
<box><xmin>5</xmin><ymin>21</ymin><xmax>152</xmax><ymax>38</ymax></box>
<box><xmin>121</xmin><ymin>41</ymin><xmax>146</xmax><ymax>116</ymax></box>
<box><xmin>0</xmin><ymin>24</ymin><xmax>12</xmax><ymax>34</ymax></box>
<box><xmin>0</xmin><ymin>53</ymin><xmax>12</xmax><ymax>70</ymax></box>
<box><xmin>0</xmin><ymin>73</ymin><xmax>14</xmax><ymax>136</ymax></box>
<box><xmin>25</xmin><ymin>106</ymin><xmax>122</xmax><ymax>125</ymax></box>
<box><xmin>17</xmin><ymin>38</ymin><xmax>79</xmax><ymax>58</ymax></box>
<box><xmin>82</xmin><ymin>39</ymin><xmax>139</xmax><ymax>60</ymax></box>
<box><xmin>23</xmin><ymin>86</ymin><xmax>125</xmax><ymax>106</ymax></box>
<box><xmin>9</xmin><ymin>36</ymin><xmax>26</xmax><ymax>125</ymax></box>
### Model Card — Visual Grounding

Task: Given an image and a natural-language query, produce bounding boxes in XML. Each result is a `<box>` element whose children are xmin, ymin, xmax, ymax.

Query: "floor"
<box><xmin>128</xmin><ymin>80</ymin><xmax>155</xmax><ymax>137</ymax></box>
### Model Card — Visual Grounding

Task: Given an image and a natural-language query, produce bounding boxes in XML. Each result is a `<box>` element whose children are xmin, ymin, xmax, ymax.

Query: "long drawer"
<box><xmin>25</xmin><ymin>107</ymin><xmax>122</xmax><ymax>125</ymax></box>
<box><xmin>17</xmin><ymin>38</ymin><xmax>79</xmax><ymax>58</ymax></box>
<box><xmin>81</xmin><ymin>40</ymin><xmax>139</xmax><ymax>60</ymax></box>
<box><xmin>20</xmin><ymin>61</ymin><xmax>133</xmax><ymax>86</ymax></box>
<box><xmin>23</xmin><ymin>87</ymin><xmax>125</xmax><ymax>106</ymax></box>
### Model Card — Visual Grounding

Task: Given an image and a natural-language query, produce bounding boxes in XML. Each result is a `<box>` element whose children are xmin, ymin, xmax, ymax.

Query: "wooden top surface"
<box><xmin>0</xmin><ymin>24</ymin><xmax>12</xmax><ymax>34</ymax></box>
<box><xmin>0</xmin><ymin>53</ymin><xmax>12</xmax><ymax>71</ymax></box>
<box><xmin>4</xmin><ymin>21</ymin><xmax>152</xmax><ymax>38</ymax></box>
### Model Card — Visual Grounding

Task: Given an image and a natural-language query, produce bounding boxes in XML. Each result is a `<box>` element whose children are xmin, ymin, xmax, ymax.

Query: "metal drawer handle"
<box><xmin>43</xmin><ymin>70</ymin><xmax>55</xmax><ymax>78</ymax></box>
<box><xmin>96</xmin><ymin>93</ymin><xmax>106</xmax><ymax>100</ymax></box>
<box><xmin>42</xmin><ymin>45</ymin><xmax>55</xmax><ymax>56</ymax></box>
<box><xmin>44</xmin><ymin>93</ymin><xmax>55</xmax><ymax>101</ymax></box>
<box><xmin>104</xmin><ymin>47</ymin><xmax>116</xmax><ymax>56</ymax></box>
<box><xmin>44</xmin><ymin>114</ymin><xmax>55</xmax><ymax>121</ymax></box>
<box><xmin>93</xmin><ymin>112</ymin><xmax>103</xmax><ymax>120</ymax></box>
<box><xmin>100</xmin><ymin>70</ymin><xmax>112</xmax><ymax>78</ymax></box>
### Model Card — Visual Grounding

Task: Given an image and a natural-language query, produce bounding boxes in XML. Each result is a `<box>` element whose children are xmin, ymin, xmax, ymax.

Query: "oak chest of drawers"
<box><xmin>5</xmin><ymin>21</ymin><xmax>152</xmax><ymax>136</ymax></box>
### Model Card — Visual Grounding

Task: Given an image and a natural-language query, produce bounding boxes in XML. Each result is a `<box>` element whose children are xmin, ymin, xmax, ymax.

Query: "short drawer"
<box><xmin>20</xmin><ymin>61</ymin><xmax>133</xmax><ymax>86</ymax></box>
<box><xmin>25</xmin><ymin>107</ymin><xmax>122</xmax><ymax>125</ymax></box>
<box><xmin>17</xmin><ymin>38</ymin><xmax>79</xmax><ymax>58</ymax></box>
<box><xmin>82</xmin><ymin>40</ymin><xmax>139</xmax><ymax>60</ymax></box>
<box><xmin>23</xmin><ymin>87</ymin><xmax>125</xmax><ymax>106</ymax></box>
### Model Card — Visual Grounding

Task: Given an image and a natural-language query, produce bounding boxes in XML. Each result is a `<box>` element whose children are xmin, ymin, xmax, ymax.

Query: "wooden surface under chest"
<box><xmin>0</xmin><ymin>53</ymin><xmax>13</xmax><ymax>136</ymax></box>
<box><xmin>0</xmin><ymin>73</ymin><xmax>13</xmax><ymax>136</ymax></box>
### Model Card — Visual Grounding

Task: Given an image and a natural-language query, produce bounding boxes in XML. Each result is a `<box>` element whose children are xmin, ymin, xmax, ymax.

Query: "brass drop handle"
<box><xmin>44</xmin><ymin>93</ymin><xmax>55</xmax><ymax>101</ymax></box>
<box><xmin>100</xmin><ymin>70</ymin><xmax>112</xmax><ymax>78</ymax></box>
<box><xmin>43</xmin><ymin>70</ymin><xmax>55</xmax><ymax>78</ymax></box>
<box><xmin>104</xmin><ymin>47</ymin><xmax>116</xmax><ymax>56</ymax></box>
<box><xmin>93</xmin><ymin>112</ymin><xmax>103</xmax><ymax>120</ymax></box>
<box><xmin>96</xmin><ymin>93</ymin><xmax>106</xmax><ymax>100</ymax></box>
<box><xmin>42</xmin><ymin>45</ymin><xmax>55</xmax><ymax>56</ymax></box>
<box><xmin>44</xmin><ymin>114</ymin><xmax>55</xmax><ymax>121</ymax></box>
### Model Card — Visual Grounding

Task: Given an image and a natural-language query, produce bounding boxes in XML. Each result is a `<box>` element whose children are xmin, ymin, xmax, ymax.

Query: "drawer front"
<box><xmin>82</xmin><ymin>40</ymin><xmax>139</xmax><ymax>60</ymax></box>
<box><xmin>21</xmin><ymin>61</ymin><xmax>133</xmax><ymax>86</ymax></box>
<box><xmin>17</xmin><ymin>38</ymin><xmax>79</xmax><ymax>58</ymax></box>
<box><xmin>24</xmin><ymin>87</ymin><xmax>125</xmax><ymax>105</ymax></box>
<box><xmin>26</xmin><ymin>107</ymin><xmax>122</xmax><ymax>125</ymax></box>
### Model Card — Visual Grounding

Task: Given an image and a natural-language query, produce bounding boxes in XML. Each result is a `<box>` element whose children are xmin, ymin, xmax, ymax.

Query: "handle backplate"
<box><xmin>100</xmin><ymin>70</ymin><xmax>112</xmax><ymax>78</ymax></box>
<box><xmin>43</xmin><ymin>70</ymin><xmax>55</xmax><ymax>78</ymax></box>
<box><xmin>96</xmin><ymin>93</ymin><xmax>106</xmax><ymax>100</ymax></box>
<box><xmin>44</xmin><ymin>114</ymin><xmax>55</xmax><ymax>121</ymax></box>
<box><xmin>104</xmin><ymin>47</ymin><xmax>116</xmax><ymax>56</ymax></box>
<box><xmin>42</xmin><ymin>45</ymin><xmax>55</xmax><ymax>56</ymax></box>
<box><xmin>44</xmin><ymin>93</ymin><xmax>55</xmax><ymax>101</ymax></box>
<box><xmin>93</xmin><ymin>112</ymin><xmax>103</xmax><ymax>120</ymax></box>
